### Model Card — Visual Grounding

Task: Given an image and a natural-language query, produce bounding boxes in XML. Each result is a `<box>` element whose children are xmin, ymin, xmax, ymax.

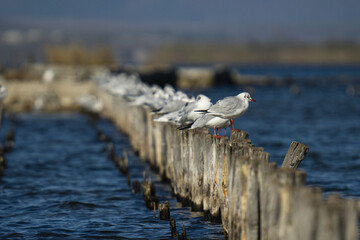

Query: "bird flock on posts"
<box><xmin>96</xmin><ymin>72</ymin><xmax>255</xmax><ymax>138</ymax></box>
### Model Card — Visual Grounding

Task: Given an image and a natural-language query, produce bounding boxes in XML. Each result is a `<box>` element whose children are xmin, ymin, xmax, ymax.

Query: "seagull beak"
<box><xmin>250</xmin><ymin>98</ymin><xmax>256</xmax><ymax>102</ymax></box>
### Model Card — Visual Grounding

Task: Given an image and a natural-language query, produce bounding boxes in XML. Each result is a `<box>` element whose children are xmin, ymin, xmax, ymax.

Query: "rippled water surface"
<box><xmin>0</xmin><ymin>114</ymin><xmax>223</xmax><ymax>239</ymax></box>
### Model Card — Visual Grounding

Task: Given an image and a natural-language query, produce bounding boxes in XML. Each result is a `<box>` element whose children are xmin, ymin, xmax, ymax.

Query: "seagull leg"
<box><xmin>214</xmin><ymin>128</ymin><xmax>222</xmax><ymax>139</ymax></box>
<box><xmin>224</xmin><ymin>127</ymin><xmax>227</xmax><ymax>137</ymax></box>
<box><xmin>231</xmin><ymin>119</ymin><xmax>240</xmax><ymax>132</ymax></box>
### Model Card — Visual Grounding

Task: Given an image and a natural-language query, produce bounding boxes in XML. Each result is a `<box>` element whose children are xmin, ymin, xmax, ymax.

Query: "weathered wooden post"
<box><xmin>146</xmin><ymin>111</ymin><xmax>155</xmax><ymax>164</ymax></box>
<box><xmin>164</xmin><ymin>124</ymin><xmax>175</xmax><ymax>182</ymax></box>
<box><xmin>171</xmin><ymin>128</ymin><xmax>182</xmax><ymax>199</ymax></box>
<box><xmin>215</xmin><ymin>139</ymin><xmax>229</xmax><ymax>224</ymax></box>
<box><xmin>208</xmin><ymin>137</ymin><xmax>227</xmax><ymax>222</ymax></box>
<box><xmin>222</xmin><ymin>144</ymin><xmax>235</xmax><ymax>235</ymax></box>
<box><xmin>189</xmin><ymin>128</ymin><xmax>208</xmax><ymax>211</ymax></box>
<box><xmin>170</xmin><ymin>217</ymin><xmax>177</xmax><ymax>237</ymax></box>
<box><xmin>203</xmin><ymin>135</ymin><xmax>217</xmax><ymax>220</ymax></box>
<box><xmin>245</xmin><ymin>157</ymin><xmax>260</xmax><ymax>240</ymax></box>
<box><xmin>291</xmin><ymin>186</ymin><xmax>322</xmax><ymax>240</ymax></box>
<box><xmin>282</xmin><ymin>141</ymin><xmax>309</xmax><ymax>169</ymax></box>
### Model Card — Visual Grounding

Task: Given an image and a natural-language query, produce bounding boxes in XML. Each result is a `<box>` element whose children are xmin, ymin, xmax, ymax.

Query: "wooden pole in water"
<box><xmin>282</xmin><ymin>141</ymin><xmax>309</xmax><ymax>169</ymax></box>
<box><xmin>158</xmin><ymin>201</ymin><xmax>170</xmax><ymax>220</ymax></box>
<box><xmin>170</xmin><ymin>218</ymin><xmax>177</xmax><ymax>237</ymax></box>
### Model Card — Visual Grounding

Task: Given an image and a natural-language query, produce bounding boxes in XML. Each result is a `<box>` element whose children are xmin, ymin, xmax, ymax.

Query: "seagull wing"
<box><xmin>207</xmin><ymin>96</ymin><xmax>242</xmax><ymax>117</ymax></box>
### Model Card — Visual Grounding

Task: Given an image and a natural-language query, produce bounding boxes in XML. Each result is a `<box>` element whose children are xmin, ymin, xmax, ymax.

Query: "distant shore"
<box><xmin>147</xmin><ymin>42</ymin><xmax>360</xmax><ymax>66</ymax></box>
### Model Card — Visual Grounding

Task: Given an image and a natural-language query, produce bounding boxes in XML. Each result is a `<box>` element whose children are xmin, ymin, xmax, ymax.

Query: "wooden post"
<box><xmin>158</xmin><ymin>201</ymin><xmax>170</xmax><ymax>220</ymax></box>
<box><xmin>282</xmin><ymin>141</ymin><xmax>309</xmax><ymax>169</ymax></box>
<box><xmin>245</xmin><ymin>158</ymin><xmax>260</xmax><ymax>240</ymax></box>
<box><xmin>132</xmin><ymin>180</ymin><xmax>141</xmax><ymax>194</ymax></box>
<box><xmin>190</xmin><ymin>129</ymin><xmax>207</xmax><ymax>211</ymax></box>
<box><xmin>209</xmin><ymin>137</ymin><xmax>227</xmax><ymax>222</ymax></box>
<box><xmin>224</xmin><ymin>145</ymin><xmax>237</xmax><ymax>236</ymax></box>
<box><xmin>202</xmin><ymin>134</ymin><xmax>215</xmax><ymax>219</ymax></box>
<box><xmin>170</xmin><ymin>218</ymin><xmax>177</xmax><ymax>237</ymax></box>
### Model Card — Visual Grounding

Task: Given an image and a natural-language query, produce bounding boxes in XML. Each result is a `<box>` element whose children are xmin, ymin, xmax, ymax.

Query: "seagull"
<box><xmin>76</xmin><ymin>94</ymin><xmax>103</xmax><ymax>113</ymax></box>
<box><xmin>180</xmin><ymin>114</ymin><xmax>230</xmax><ymax>139</ymax></box>
<box><xmin>153</xmin><ymin>108</ymin><xmax>184</xmax><ymax>124</ymax></box>
<box><xmin>151</xmin><ymin>92</ymin><xmax>194</xmax><ymax>115</ymax></box>
<box><xmin>199</xmin><ymin>92</ymin><xmax>255</xmax><ymax>131</ymax></box>
<box><xmin>155</xmin><ymin>94</ymin><xmax>212</xmax><ymax>125</ymax></box>
<box><xmin>177</xmin><ymin>94</ymin><xmax>212</xmax><ymax>128</ymax></box>
<box><xmin>0</xmin><ymin>85</ymin><xmax>7</xmax><ymax>101</ymax></box>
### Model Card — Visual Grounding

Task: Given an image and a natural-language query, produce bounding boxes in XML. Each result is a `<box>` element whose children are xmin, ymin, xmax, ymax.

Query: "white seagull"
<box><xmin>177</xmin><ymin>94</ymin><xmax>212</xmax><ymax>128</ymax></box>
<box><xmin>181</xmin><ymin>114</ymin><xmax>230</xmax><ymax>138</ymax></box>
<box><xmin>200</xmin><ymin>92</ymin><xmax>255</xmax><ymax>131</ymax></box>
<box><xmin>0</xmin><ymin>85</ymin><xmax>8</xmax><ymax>101</ymax></box>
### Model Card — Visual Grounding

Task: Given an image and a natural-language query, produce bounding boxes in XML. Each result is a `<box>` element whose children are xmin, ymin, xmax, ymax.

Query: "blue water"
<box><xmin>234</xmin><ymin>64</ymin><xmax>360</xmax><ymax>82</ymax></box>
<box><xmin>0</xmin><ymin>114</ymin><xmax>223</xmax><ymax>239</ymax></box>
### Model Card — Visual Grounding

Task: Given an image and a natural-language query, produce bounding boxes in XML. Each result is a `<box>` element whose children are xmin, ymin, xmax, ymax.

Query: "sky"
<box><xmin>1</xmin><ymin>0</ymin><xmax>360</xmax><ymax>42</ymax></box>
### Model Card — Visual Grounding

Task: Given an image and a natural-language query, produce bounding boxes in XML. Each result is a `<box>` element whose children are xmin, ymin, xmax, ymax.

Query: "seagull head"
<box><xmin>196</xmin><ymin>94</ymin><xmax>212</xmax><ymax>109</ymax></box>
<box><xmin>237</xmin><ymin>92</ymin><xmax>256</xmax><ymax>102</ymax></box>
<box><xmin>196</xmin><ymin>94</ymin><xmax>211</xmax><ymax>102</ymax></box>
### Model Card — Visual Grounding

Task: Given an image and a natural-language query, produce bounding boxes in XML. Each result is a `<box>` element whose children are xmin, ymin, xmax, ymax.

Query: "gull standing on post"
<box><xmin>177</xmin><ymin>94</ymin><xmax>212</xmax><ymax>128</ymax></box>
<box><xmin>181</xmin><ymin>114</ymin><xmax>230</xmax><ymax>138</ymax></box>
<box><xmin>200</xmin><ymin>92</ymin><xmax>255</xmax><ymax>131</ymax></box>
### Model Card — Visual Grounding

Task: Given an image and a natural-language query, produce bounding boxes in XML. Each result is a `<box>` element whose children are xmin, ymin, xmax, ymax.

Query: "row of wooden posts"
<box><xmin>97</xmin><ymin>89</ymin><xmax>359</xmax><ymax>240</ymax></box>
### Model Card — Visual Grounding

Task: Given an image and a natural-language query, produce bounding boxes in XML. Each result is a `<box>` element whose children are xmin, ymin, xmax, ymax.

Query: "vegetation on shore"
<box><xmin>45</xmin><ymin>44</ymin><xmax>116</xmax><ymax>66</ymax></box>
<box><xmin>149</xmin><ymin>41</ymin><xmax>360</xmax><ymax>65</ymax></box>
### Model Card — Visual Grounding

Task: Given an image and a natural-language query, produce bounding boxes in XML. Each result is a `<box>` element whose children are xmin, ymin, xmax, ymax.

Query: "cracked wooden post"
<box><xmin>245</xmin><ymin>157</ymin><xmax>260</xmax><ymax>240</ymax></box>
<box><xmin>189</xmin><ymin>128</ymin><xmax>208</xmax><ymax>211</ymax></box>
<box><xmin>146</xmin><ymin>110</ymin><xmax>155</xmax><ymax>164</ymax></box>
<box><xmin>171</xmin><ymin>127</ymin><xmax>182</xmax><ymax>199</ymax></box>
<box><xmin>181</xmin><ymin>130</ymin><xmax>191</xmax><ymax>205</ymax></box>
<box><xmin>164</xmin><ymin>124</ymin><xmax>176</xmax><ymax>182</ymax></box>
<box><xmin>209</xmin><ymin>137</ymin><xmax>227</xmax><ymax>222</ymax></box>
<box><xmin>203</xmin><ymin>135</ymin><xmax>217</xmax><ymax>220</ymax></box>
<box><xmin>216</xmin><ymin>139</ymin><xmax>229</xmax><ymax>226</ymax></box>
<box><xmin>282</xmin><ymin>141</ymin><xmax>309</xmax><ymax>169</ymax></box>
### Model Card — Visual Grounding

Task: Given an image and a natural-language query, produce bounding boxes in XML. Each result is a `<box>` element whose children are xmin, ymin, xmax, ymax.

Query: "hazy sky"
<box><xmin>1</xmin><ymin>0</ymin><xmax>360</xmax><ymax>42</ymax></box>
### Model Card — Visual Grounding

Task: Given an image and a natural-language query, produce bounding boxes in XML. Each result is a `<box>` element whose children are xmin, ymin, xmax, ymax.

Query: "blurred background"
<box><xmin>1</xmin><ymin>0</ymin><xmax>360</xmax><ymax>67</ymax></box>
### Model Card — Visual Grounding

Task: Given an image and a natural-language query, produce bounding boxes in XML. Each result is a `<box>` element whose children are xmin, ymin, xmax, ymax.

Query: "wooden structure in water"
<box><xmin>97</xmin><ymin>89</ymin><xmax>359</xmax><ymax>240</ymax></box>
